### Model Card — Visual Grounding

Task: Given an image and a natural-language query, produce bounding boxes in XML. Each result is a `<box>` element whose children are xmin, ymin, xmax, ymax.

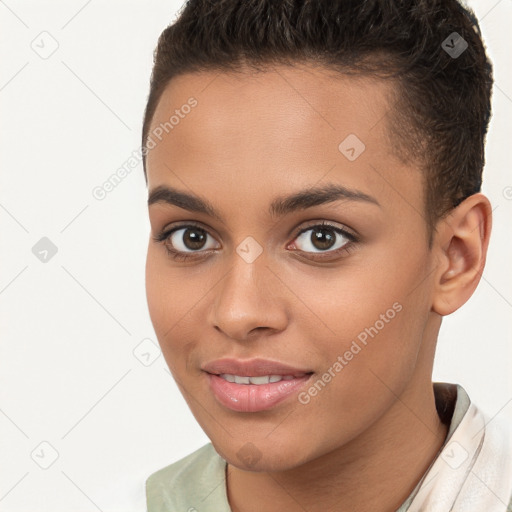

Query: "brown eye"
<box><xmin>292</xmin><ymin>224</ymin><xmax>352</xmax><ymax>254</ymax></box>
<box><xmin>166</xmin><ymin>226</ymin><xmax>219</xmax><ymax>253</ymax></box>
<box><xmin>310</xmin><ymin>226</ymin><xmax>336</xmax><ymax>250</ymax></box>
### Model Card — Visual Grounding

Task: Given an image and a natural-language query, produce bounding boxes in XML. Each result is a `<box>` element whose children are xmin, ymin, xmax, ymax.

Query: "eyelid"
<box><xmin>291</xmin><ymin>219</ymin><xmax>358</xmax><ymax>241</ymax></box>
<box><xmin>153</xmin><ymin>220</ymin><xmax>218</xmax><ymax>243</ymax></box>
<box><xmin>155</xmin><ymin>220</ymin><xmax>356</xmax><ymax>243</ymax></box>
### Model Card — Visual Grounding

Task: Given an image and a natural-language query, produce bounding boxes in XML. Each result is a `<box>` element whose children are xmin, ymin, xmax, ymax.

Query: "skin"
<box><xmin>144</xmin><ymin>63</ymin><xmax>492</xmax><ymax>512</ymax></box>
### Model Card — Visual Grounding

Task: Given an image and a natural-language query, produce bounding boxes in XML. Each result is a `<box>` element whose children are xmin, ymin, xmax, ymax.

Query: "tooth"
<box><xmin>249</xmin><ymin>376</ymin><xmax>270</xmax><ymax>385</ymax></box>
<box><xmin>221</xmin><ymin>374</ymin><xmax>298</xmax><ymax>385</ymax></box>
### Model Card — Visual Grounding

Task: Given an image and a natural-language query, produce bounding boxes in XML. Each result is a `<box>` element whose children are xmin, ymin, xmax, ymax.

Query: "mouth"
<box><xmin>215</xmin><ymin>373</ymin><xmax>309</xmax><ymax>384</ymax></box>
<box><xmin>202</xmin><ymin>358</ymin><xmax>314</xmax><ymax>412</ymax></box>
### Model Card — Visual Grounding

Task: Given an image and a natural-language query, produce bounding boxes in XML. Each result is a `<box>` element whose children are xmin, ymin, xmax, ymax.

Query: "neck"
<box><xmin>227</xmin><ymin>378</ymin><xmax>449</xmax><ymax>512</ymax></box>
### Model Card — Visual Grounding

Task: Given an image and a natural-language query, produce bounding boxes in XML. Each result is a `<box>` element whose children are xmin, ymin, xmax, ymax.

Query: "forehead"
<box><xmin>148</xmin><ymin>63</ymin><xmax>395</xmax><ymax>156</ymax></box>
<box><xmin>146</xmin><ymin>63</ymin><xmax>422</xmax><ymax>221</ymax></box>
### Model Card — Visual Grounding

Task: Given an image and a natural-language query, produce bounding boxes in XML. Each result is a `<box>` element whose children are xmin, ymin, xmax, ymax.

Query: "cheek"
<box><xmin>294</xmin><ymin>301</ymin><xmax>427</xmax><ymax>458</ymax></box>
<box><xmin>313</xmin><ymin>246</ymin><xmax>431</xmax><ymax>396</ymax></box>
<box><xmin>145</xmin><ymin>248</ymin><xmax>167</xmax><ymax>331</ymax></box>
<box><xmin>145</xmin><ymin>249</ymin><xmax>184</xmax><ymax>363</ymax></box>
<box><xmin>145</xmin><ymin>246</ymin><xmax>209</xmax><ymax>378</ymax></box>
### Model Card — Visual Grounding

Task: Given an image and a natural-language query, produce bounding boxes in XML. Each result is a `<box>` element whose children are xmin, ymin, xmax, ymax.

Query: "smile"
<box><xmin>219</xmin><ymin>373</ymin><xmax>308</xmax><ymax>385</ymax></box>
<box><xmin>202</xmin><ymin>358</ymin><xmax>314</xmax><ymax>412</ymax></box>
<box><xmin>207</xmin><ymin>372</ymin><xmax>313</xmax><ymax>412</ymax></box>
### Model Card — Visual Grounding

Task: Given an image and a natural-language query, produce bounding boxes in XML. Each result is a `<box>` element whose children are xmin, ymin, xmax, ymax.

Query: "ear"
<box><xmin>431</xmin><ymin>193</ymin><xmax>492</xmax><ymax>316</ymax></box>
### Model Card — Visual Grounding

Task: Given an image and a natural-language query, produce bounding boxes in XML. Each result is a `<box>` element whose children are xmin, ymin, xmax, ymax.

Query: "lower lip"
<box><xmin>207</xmin><ymin>373</ymin><xmax>313</xmax><ymax>412</ymax></box>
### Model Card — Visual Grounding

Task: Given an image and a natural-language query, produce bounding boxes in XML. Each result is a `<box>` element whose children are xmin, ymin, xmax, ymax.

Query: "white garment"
<box><xmin>402</xmin><ymin>384</ymin><xmax>512</xmax><ymax>511</ymax></box>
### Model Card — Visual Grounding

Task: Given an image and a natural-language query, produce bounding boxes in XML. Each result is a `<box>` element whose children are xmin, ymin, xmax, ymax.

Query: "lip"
<box><xmin>202</xmin><ymin>357</ymin><xmax>312</xmax><ymax>377</ymax></box>
<box><xmin>202</xmin><ymin>358</ymin><xmax>314</xmax><ymax>412</ymax></box>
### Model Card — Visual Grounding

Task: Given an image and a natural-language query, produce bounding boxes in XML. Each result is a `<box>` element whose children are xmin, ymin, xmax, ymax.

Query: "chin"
<box><xmin>212</xmin><ymin>436</ymin><xmax>314</xmax><ymax>473</ymax></box>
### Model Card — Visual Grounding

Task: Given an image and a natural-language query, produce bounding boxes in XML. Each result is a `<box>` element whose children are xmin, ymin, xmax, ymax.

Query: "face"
<box><xmin>145</xmin><ymin>63</ymin><xmax>438</xmax><ymax>472</ymax></box>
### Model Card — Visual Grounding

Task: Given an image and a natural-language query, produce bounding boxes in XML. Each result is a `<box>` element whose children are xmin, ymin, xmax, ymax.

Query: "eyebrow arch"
<box><xmin>147</xmin><ymin>182</ymin><xmax>380</xmax><ymax>221</ymax></box>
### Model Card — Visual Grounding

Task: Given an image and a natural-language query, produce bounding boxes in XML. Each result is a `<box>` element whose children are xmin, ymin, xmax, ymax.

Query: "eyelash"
<box><xmin>152</xmin><ymin>221</ymin><xmax>358</xmax><ymax>262</ymax></box>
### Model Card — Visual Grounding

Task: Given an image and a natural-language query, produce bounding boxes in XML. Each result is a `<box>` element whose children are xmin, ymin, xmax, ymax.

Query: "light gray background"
<box><xmin>0</xmin><ymin>1</ymin><xmax>510</xmax><ymax>510</ymax></box>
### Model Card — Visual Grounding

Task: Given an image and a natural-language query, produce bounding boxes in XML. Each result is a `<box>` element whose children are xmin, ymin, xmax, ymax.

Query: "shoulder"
<box><xmin>146</xmin><ymin>443</ymin><xmax>229</xmax><ymax>512</ymax></box>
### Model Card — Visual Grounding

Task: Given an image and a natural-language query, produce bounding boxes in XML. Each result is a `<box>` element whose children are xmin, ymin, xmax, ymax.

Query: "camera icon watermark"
<box><xmin>236</xmin><ymin>236</ymin><xmax>263</xmax><ymax>263</ymax></box>
<box><xmin>30</xmin><ymin>31</ymin><xmax>59</xmax><ymax>60</ymax></box>
<box><xmin>32</xmin><ymin>237</ymin><xmax>58</xmax><ymax>263</ymax></box>
<box><xmin>338</xmin><ymin>133</ymin><xmax>366</xmax><ymax>161</ymax></box>
<box><xmin>133</xmin><ymin>338</ymin><xmax>161</xmax><ymax>366</ymax></box>
<box><xmin>441</xmin><ymin>441</ymin><xmax>468</xmax><ymax>469</ymax></box>
<box><xmin>31</xmin><ymin>441</ymin><xmax>59</xmax><ymax>469</ymax></box>
<box><xmin>441</xmin><ymin>32</ymin><xmax>468</xmax><ymax>59</ymax></box>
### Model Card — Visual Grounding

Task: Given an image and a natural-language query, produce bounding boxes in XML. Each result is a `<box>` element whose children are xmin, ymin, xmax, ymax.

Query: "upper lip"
<box><xmin>202</xmin><ymin>358</ymin><xmax>313</xmax><ymax>377</ymax></box>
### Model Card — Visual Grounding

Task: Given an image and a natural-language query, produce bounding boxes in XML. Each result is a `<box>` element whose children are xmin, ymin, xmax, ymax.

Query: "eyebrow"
<box><xmin>147</xmin><ymin>182</ymin><xmax>380</xmax><ymax>221</ymax></box>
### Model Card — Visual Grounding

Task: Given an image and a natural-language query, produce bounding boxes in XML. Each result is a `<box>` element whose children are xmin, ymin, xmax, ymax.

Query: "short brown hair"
<box><xmin>141</xmin><ymin>0</ymin><xmax>493</xmax><ymax>235</ymax></box>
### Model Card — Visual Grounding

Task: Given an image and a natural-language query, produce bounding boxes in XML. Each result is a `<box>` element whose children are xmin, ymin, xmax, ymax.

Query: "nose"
<box><xmin>207</xmin><ymin>249</ymin><xmax>288</xmax><ymax>342</ymax></box>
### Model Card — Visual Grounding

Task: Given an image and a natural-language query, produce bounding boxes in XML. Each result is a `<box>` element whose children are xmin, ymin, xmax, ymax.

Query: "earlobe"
<box><xmin>432</xmin><ymin>193</ymin><xmax>492</xmax><ymax>316</ymax></box>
